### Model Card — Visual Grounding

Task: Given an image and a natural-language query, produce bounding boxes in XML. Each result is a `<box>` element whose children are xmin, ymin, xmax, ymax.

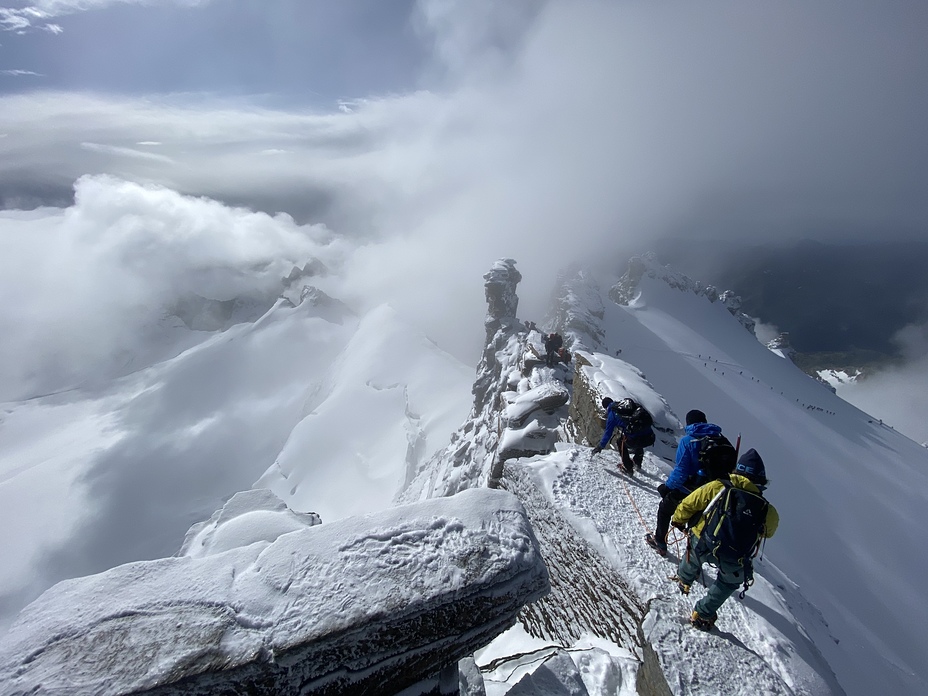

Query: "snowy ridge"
<box><xmin>609</xmin><ymin>253</ymin><xmax>755</xmax><ymax>333</ymax></box>
<box><xmin>399</xmin><ymin>259</ymin><xmax>551</xmax><ymax>501</ymax></box>
<box><xmin>546</xmin><ymin>448</ymin><xmax>841</xmax><ymax>695</ymax></box>
<box><xmin>404</xmin><ymin>259</ymin><xmax>928</xmax><ymax>695</ymax></box>
<box><xmin>396</xmin><ymin>261</ymin><xmax>840</xmax><ymax>694</ymax></box>
<box><xmin>531</xmin><ymin>263</ymin><xmax>926</xmax><ymax>695</ymax></box>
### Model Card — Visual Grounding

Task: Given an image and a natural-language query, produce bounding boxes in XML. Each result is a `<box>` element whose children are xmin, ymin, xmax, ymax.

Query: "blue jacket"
<box><xmin>665</xmin><ymin>422</ymin><xmax>722</xmax><ymax>492</ymax></box>
<box><xmin>598</xmin><ymin>404</ymin><xmax>654</xmax><ymax>449</ymax></box>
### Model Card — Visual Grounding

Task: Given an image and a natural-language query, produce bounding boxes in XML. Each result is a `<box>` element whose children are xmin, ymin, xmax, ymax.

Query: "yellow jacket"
<box><xmin>672</xmin><ymin>474</ymin><xmax>779</xmax><ymax>539</ymax></box>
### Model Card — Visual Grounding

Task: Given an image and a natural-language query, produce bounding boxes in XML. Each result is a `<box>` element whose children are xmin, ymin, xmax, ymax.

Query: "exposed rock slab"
<box><xmin>0</xmin><ymin>489</ymin><xmax>549</xmax><ymax>696</ymax></box>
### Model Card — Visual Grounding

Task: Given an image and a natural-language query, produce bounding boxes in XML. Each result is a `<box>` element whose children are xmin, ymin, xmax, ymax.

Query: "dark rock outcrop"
<box><xmin>473</xmin><ymin>259</ymin><xmax>522</xmax><ymax>412</ymax></box>
<box><xmin>565</xmin><ymin>351</ymin><xmax>678</xmax><ymax>456</ymax></box>
<box><xmin>565</xmin><ymin>352</ymin><xmax>608</xmax><ymax>447</ymax></box>
<box><xmin>400</xmin><ymin>259</ymin><xmax>568</xmax><ymax>499</ymax></box>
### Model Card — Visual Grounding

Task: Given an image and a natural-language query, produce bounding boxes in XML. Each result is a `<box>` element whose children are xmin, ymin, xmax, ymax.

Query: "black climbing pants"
<box><xmin>655</xmin><ymin>484</ymin><xmax>688</xmax><ymax>545</ymax></box>
<box><xmin>619</xmin><ymin>437</ymin><xmax>643</xmax><ymax>474</ymax></box>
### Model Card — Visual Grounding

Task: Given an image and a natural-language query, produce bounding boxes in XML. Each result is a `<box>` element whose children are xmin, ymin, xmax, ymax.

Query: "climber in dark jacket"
<box><xmin>591</xmin><ymin>397</ymin><xmax>655</xmax><ymax>475</ymax></box>
<box><xmin>646</xmin><ymin>409</ymin><xmax>730</xmax><ymax>556</ymax></box>
<box><xmin>544</xmin><ymin>333</ymin><xmax>563</xmax><ymax>367</ymax></box>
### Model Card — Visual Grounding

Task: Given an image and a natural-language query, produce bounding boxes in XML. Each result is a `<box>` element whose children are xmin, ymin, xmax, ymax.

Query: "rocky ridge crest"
<box><xmin>610</xmin><ymin>253</ymin><xmax>756</xmax><ymax>333</ymax></box>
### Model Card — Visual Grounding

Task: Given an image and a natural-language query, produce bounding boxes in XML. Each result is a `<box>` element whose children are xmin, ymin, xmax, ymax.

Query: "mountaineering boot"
<box><xmin>668</xmin><ymin>575</ymin><xmax>690</xmax><ymax>595</ymax></box>
<box><xmin>645</xmin><ymin>533</ymin><xmax>667</xmax><ymax>557</ymax></box>
<box><xmin>690</xmin><ymin>611</ymin><xmax>716</xmax><ymax>632</ymax></box>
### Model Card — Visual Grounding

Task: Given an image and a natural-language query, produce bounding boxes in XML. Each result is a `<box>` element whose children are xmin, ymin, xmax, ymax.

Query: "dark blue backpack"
<box><xmin>699</xmin><ymin>480</ymin><xmax>768</xmax><ymax>564</ymax></box>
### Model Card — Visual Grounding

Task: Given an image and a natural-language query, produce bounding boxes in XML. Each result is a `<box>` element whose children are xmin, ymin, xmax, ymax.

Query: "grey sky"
<box><xmin>0</xmin><ymin>0</ymin><xmax>925</xmax><ymax>240</ymax></box>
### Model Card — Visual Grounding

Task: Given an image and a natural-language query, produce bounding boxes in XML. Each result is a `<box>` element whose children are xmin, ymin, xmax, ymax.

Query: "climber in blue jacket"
<box><xmin>591</xmin><ymin>397</ymin><xmax>655</xmax><ymax>475</ymax></box>
<box><xmin>646</xmin><ymin>409</ymin><xmax>734</xmax><ymax>556</ymax></box>
<box><xmin>664</xmin><ymin>415</ymin><xmax>723</xmax><ymax>492</ymax></box>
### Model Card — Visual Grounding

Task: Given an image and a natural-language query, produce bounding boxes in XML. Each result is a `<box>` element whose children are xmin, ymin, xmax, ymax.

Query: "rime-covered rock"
<box><xmin>502</xmin><ymin>383</ymin><xmax>570</xmax><ymax>428</ymax></box>
<box><xmin>474</xmin><ymin>259</ymin><xmax>523</xmax><ymax>412</ymax></box>
<box><xmin>482</xmin><ymin>258</ymin><xmax>522</xmax><ymax>331</ymax></box>
<box><xmin>767</xmin><ymin>331</ymin><xmax>797</xmax><ymax>359</ymax></box>
<box><xmin>0</xmin><ymin>488</ymin><xmax>549</xmax><ymax>696</ymax></box>
<box><xmin>399</xmin><ymin>259</ymin><xmax>571</xmax><ymax>500</ymax></box>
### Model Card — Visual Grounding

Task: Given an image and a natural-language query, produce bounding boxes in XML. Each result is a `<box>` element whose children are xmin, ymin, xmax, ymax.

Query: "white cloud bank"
<box><xmin>835</xmin><ymin>323</ymin><xmax>928</xmax><ymax>444</ymax></box>
<box><xmin>0</xmin><ymin>176</ymin><xmax>342</xmax><ymax>401</ymax></box>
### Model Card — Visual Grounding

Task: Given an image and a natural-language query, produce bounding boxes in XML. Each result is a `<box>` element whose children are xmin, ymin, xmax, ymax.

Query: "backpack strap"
<box><xmin>685</xmin><ymin>480</ymin><xmax>729</xmax><ymax>536</ymax></box>
<box><xmin>693</xmin><ymin>479</ymin><xmax>732</xmax><ymax>560</ymax></box>
<box><xmin>702</xmin><ymin>479</ymin><xmax>731</xmax><ymax>517</ymax></box>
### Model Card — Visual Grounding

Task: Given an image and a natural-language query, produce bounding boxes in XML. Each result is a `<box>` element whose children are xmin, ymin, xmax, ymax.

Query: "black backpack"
<box><xmin>625</xmin><ymin>405</ymin><xmax>652</xmax><ymax>432</ymax></box>
<box><xmin>615</xmin><ymin>403</ymin><xmax>655</xmax><ymax>447</ymax></box>
<box><xmin>699</xmin><ymin>480</ymin><xmax>769</xmax><ymax>563</ymax></box>
<box><xmin>696</xmin><ymin>433</ymin><xmax>737</xmax><ymax>480</ymax></box>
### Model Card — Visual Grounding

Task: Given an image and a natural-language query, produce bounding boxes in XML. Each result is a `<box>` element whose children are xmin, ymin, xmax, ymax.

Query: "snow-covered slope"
<box><xmin>255</xmin><ymin>302</ymin><xmax>474</xmax><ymax>522</ymax></box>
<box><xmin>553</xmin><ymin>266</ymin><xmax>928</xmax><ymax>695</ymax></box>
<box><xmin>400</xmin><ymin>259</ymin><xmax>925</xmax><ymax>695</ymax></box>
<box><xmin>0</xmin><ymin>294</ymin><xmax>472</xmax><ymax>634</ymax></box>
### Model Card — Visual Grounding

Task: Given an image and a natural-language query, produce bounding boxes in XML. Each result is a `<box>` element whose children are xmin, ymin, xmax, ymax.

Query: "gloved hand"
<box><xmin>591</xmin><ymin>446</ymin><xmax>602</xmax><ymax>455</ymax></box>
<box><xmin>671</xmin><ymin>520</ymin><xmax>687</xmax><ymax>531</ymax></box>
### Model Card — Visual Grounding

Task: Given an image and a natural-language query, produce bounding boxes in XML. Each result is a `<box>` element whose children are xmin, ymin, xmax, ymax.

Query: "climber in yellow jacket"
<box><xmin>671</xmin><ymin>448</ymin><xmax>779</xmax><ymax>631</ymax></box>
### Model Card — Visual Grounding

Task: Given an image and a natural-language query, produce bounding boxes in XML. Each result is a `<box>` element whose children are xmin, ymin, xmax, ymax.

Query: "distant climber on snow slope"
<box><xmin>646</xmin><ymin>409</ymin><xmax>736</xmax><ymax>557</ymax></box>
<box><xmin>671</xmin><ymin>448</ymin><xmax>779</xmax><ymax>631</ymax></box>
<box><xmin>591</xmin><ymin>397</ymin><xmax>656</xmax><ymax>475</ymax></box>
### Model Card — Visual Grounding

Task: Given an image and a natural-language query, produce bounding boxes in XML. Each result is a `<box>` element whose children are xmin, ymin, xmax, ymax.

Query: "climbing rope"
<box><xmin>617</xmin><ymin>472</ymin><xmax>651</xmax><ymax>534</ymax></box>
<box><xmin>612</xmin><ymin>456</ymin><xmax>687</xmax><ymax>549</ymax></box>
<box><xmin>667</xmin><ymin>527</ymin><xmax>687</xmax><ymax>548</ymax></box>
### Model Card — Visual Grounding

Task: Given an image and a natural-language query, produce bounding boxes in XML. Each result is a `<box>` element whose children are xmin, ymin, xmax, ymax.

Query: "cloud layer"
<box><xmin>1</xmin><ymin>0</ymin><xmax>927</xmax><ymax>395</ymax></box>
<box><xmin>0</xmin><ymin>176</ymin><xmax>338</xmax><ymax>400</ymax></box>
